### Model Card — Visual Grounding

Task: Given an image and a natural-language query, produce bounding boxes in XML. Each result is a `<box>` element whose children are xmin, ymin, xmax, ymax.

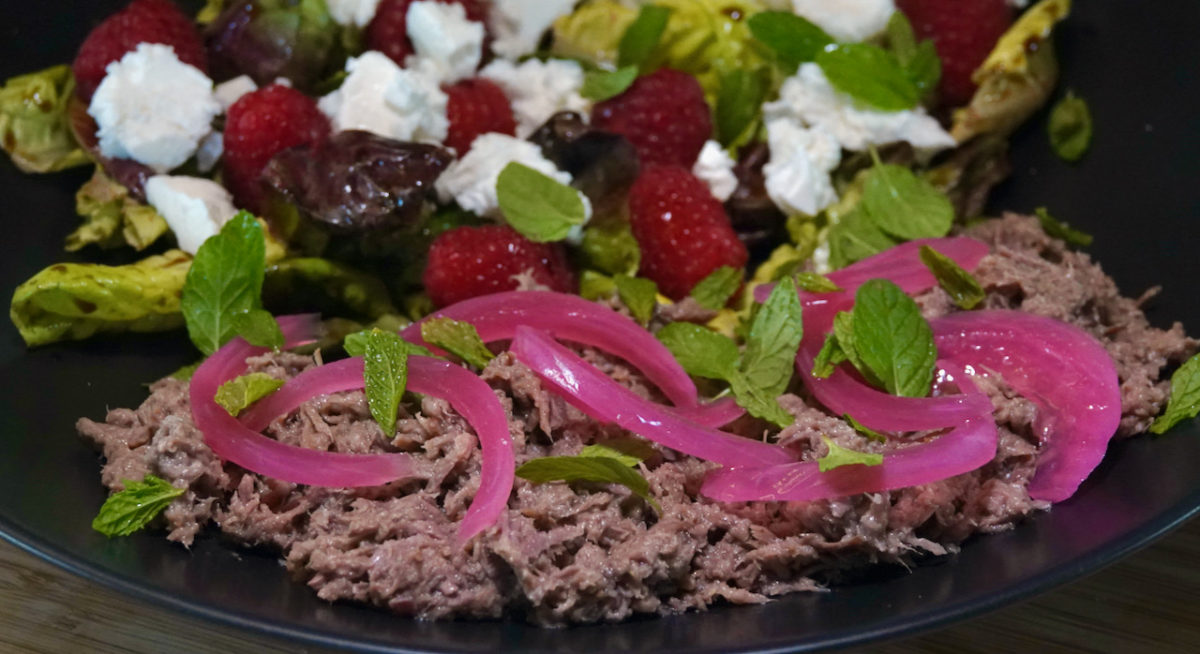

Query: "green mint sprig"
<box><xmin>919</xmin><ymin>245</ymin><xmax>985</xmax><ymax>310</ymax></box>
<box><xmin>214</xmin><ymin>372</ymin><xmax>285</xmax><ymax>417</ymax></box>
<box><xmin>817</xmin><ymin>436</ymin><xmax>883</xmax><ymax>472</ymax></box>
<box><xmin>420</xmin><ymin>317</ymin><xmax>494</xmax><ymax>369</ymax></box>
<box><xmin>1150</xmin><ymin>353</ymin><xmax>1200</xmax><ymax>434</ymax></box>
<box><xmin>496</xmin><ymin>162</ymin><xmax>588</xmax><ymax>243</ymax></box>
<box><xmin>517</xmin><ymin>443</ymin><xmax>659</xmax><ymax>512</ymax></box>
<box><xmin>92</xmin><ymin>475</ymin><xmax>185</xmax><ymax>537</ymax></box>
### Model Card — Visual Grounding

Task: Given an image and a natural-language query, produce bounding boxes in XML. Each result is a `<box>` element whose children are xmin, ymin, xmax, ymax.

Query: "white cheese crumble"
<box><xmin>692</xmin><ymin>140</ymin><xmax>739</xmax><ymax>202</ymax></box>
<box><xmin>763</xmin><ymin>62</ymin><xmax>955</xmax><ymax>152</ymax></box>
<box><xmin>195</xmin><ymin>132</ymin><xmax>224</xmax><ymax>173</ymax></box>
<box><xmin>790</xmin><ymin>0</ymin><xmax>896</xmax><ymax>43</ymax></box>
<box><xmin>213</xmin><ymin>75</ymin><xmax>257</xmax><ymax>111</ymax></box>
<box><xmin>318</xmin><ymin>51</ymin><xmax>449</xmax><ymax>143</ymax></box>
<box><xmin>489</xmin><ymin>0</ymin><xmax>577</xmax><ymax>58</ymax></box>
<box><xmin>88</xmin><ymin>43</ymin><xmax>220</xmax><ymax>172</ymax></box>
<box><xmin>479</xmin><ymin>58</ymin><xmax>589</xmax><ymax>137</ymax></box>
<box><xmin>405</xmin><ymin>1</ymin><xmax>484</xmax><ymax>85</ymax></box>
<box><xmin>144</xmin><ymin>175</ymin><xmax>239</xmax><ymax>254</ymax></box>
<box><xmin>762</xmin><ymin>118</ymin><xmax>842</xmax><ymax>216</ymax></box>
<box><xmin>435</xmin><ymin>133</ymin><xmax>585</xmax><ymax>220</ymax></box>
<box><xmin>327</xmin><ymin>0</ymin><xmax>382</xmax><ymax>28</ymax></box>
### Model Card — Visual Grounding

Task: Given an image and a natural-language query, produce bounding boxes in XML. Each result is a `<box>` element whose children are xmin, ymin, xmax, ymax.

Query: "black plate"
<box><xmin>2</xmin><ymin>2</ymin><xmax>1198</xmax><ymax>653</ymax></box>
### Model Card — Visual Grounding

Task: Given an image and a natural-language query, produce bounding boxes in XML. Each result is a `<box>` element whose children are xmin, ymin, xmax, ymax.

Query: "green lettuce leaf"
<box><xmin>0</xmin><ymin>64</ymin><xmax>89</xmax><ymax>173</ymax></box>
<box><xmin>11</xmin><ymin>249</ymin><xmax>191</xmax><ymax>347</ymax></box>
<box><xmin>67</xmin><ymin>167</ymin><xmax>169</xmax><ymax>252</ymax></box>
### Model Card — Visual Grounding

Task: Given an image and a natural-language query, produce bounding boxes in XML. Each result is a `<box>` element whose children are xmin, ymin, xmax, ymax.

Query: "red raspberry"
<box><xmin>366</xmin><ymin>0</ymin><xmax>489</xmax><ymax>66</ymax></box>
<box><xmin>423</xmin><ymin>225</ymin><xmax>576</xmax><ymax>307</ymax></box>
<box><xmin>628</xmin><ymin>165</ymin><xmax>748</xmax><ymax>300</ymax></box>
<box><xmin>223</xmin><ymin>84</ymin><xmax>331</xmax><ymax>213</ymax></box>
<box><xmin>443</xmin><ymin>78</ymin><xmax>517</xmax><ymax>154</ymax></box>
<box><xmin>72</xmin><ymin>0</ymin><xmax>208</xmax><ymax>101</ymax></box>
<box><xmin>591</xmin><ymin>68</ymin><xmax>713</xmax><ymax>168</ymax></box>
<box><xmin>896</xmin><ymin>0</ymin><xmax>1013</xmax><ymax>107</ymax></box>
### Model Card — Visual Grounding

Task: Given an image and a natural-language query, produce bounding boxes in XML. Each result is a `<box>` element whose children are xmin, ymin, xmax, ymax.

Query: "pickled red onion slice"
<box><xmin>510</xmin><ymin>326</ymin><xmax>793</xmax><ymax>467</ymax></box>
<box><xmin>190</xmin><ymin>315</ymin><xmax>417</xmax><ymax>488</ymax></box>
<box><xmin>399</xmin><ymin>291</ymin><xmax>743</xmax><ymax>427</ymax></box>
<box><xmin>239</xmin><ymin>355</ymin><xmax>514</xmax><ymax>541</ymax></box>
<box><xmin>932</xmin><ymin>311</ymin><xmax>1122</xmax><ymax>502</ymax></box>
<box><xmin>701</xmin><ymin>366</ymin><xmax>997</xmax><ymax>502</ymax></box>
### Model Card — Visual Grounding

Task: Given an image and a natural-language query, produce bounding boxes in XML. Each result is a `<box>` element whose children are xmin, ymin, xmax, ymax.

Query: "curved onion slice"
<box><xmin>399</xmin><ymin>291</ymin><xmax>742</xmax><ymax>427</ymax></box>
<box><xmin>932</xmin><ymin>311</ymin><xmax>1122</xmax><ymax>502</ymax></box>
<box><xmin>510</xmin><ymin>326</ymin><xmax>793</xmax><ymax>468</ymax></box>
<box><xmin>702</xmin><ymin>366</ymin><xmax>997</xmax><ymax>502</ymax></box>
<box><xmin>754</xmin><ymin>236</ymin><xmax>990</xmax><ymax>303</ymax></box>
<box><xmin>190</xmin><ymin>315</ymin><xmax>416</xmax><ymax>488</ymax></box>
<box><xmin>239</xmin><ymin>355</ymin><xmax>514</xmax><ymax>541</ymax></box>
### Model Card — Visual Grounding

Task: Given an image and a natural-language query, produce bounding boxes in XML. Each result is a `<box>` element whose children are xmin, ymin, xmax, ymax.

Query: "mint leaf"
<box><xmin>516</xmin><ymin>454</ymin><xmax>660</xmax><ymax>512</ymax></box>
<box><xmin>716</xmin><ymin>67</ymin><xmax>769</xmax><ymax>147</ymax></box>
<box><xmin>851</xmin><ymin>279</ymin><xmax>937</xmax><ymax>397</ymax></box>
<box><xmin>1035</xmin><ymin>206</ymin><xmax>1093</xmax><ymax>247</ymax></box>
<box><xmin>580</xmin><ymin>440</ymin><xmax>654</xmax><ymax>467</ymax></box>
<box><xmin>231</xmin><ymin>308</ymin><xmax>284</xmax><ymax>349</ymax></box>
<box><xmin>579</xmin><ymin>270</ymin><xmax>617</xmax><ymax>301</ymax></box>
<box><xmin>656</xmin><ymin>322</ymin><xmax>740</xmax><ymax>381</ymax></box>
<box><xmin>740</xmin><ymin>277</ymin><xmax>804</xmax><ymax>397</ymax></box>
<box><xmin>690</xmin><ymin>265</ymin><xmax>741</xmax><ymax>310</ymax></box>
<box><xmin>844</xmin><ymin>413</ymin><xmax>887</xmax><ymax>443</ymax></box>
<box><xmin>831</xmin><ymin>310</ymin><xmax>872</xmax><ymax>382</ymax></box>
<box><xmin>496</xmin><ymin>162</ymin><xmax>587</xmax><ymax>243</ymax></box>
<box><xmin>420</xmin><ymin>317</ymin><xmax>493</xmax><ymax>368</ymax></box>
<box><xmin>862</xmin><ymin>158</ymin><xmax>954</xmax><ymax>240</ymax></box>
<box><xmin>617</xmin><ymin>4</ymin><xmax>670</xmax><ymax>69</ymax></box>
<box><xmin>728</xmin><ymin>372</ymin><xmax>796</xmax><ymax>427</ymax></box>
<box><xmin>794</xmin><ymin>271</ymin><xmax>841</xmax><ymax>293</ymax></box>
<box><xmin>581</xmin><ymin>65</ymin><xmax>638</xmax><ymax>101</ymax></box>
<box><xmin>1048</xmin><ymin>91</ymin><xmax>1092</xmax><ymax>163</ymax></box>
<box><xmin>817</xmin><ymin>436</ymin><xmax>883</xmax><ymax>472</ymax></box>
<box><xmin>214</xmin><ymin>372</ymin><xmax>284</xmax><ymax>417</ymax></box>
<box><xmin>887</xmin><ymin>11</ymin><xmax>940</xmax><ymax>98</ymax></box>
<box><xmin>345</xmin><ymin>329</ymin><xmax>435</xmax><ymax>359</ymax></box>
<box><xmin>919</xmin><ymin>245</ymin><xmax>985</xmax><ymax>310</ymax></box>
<box><xmin>816</xmin><ymin>43</ymin><xmax>920</xmax><ymax>111</ymax></box>
<box><xmin>362</xmin><ymin>329</ymin><xmax>410</xmax><ymax>436</ymax></box>
<box><xmin>811</xmin><ymin>330</ymin><xmax>847</xmax><ymax>379</ymax></box>
<box><xmin>181</xmin><ymin>212</ymin><xmax>268</xmax><ymax>355</ymax></box>
<box><xmin>747</xmin><ymin>11</ymin><xmax>833</xmax><ymax>71</ymax></box>
<box><xmin>614</xmin><ymin>274</ymin><xmax>658</xmax><ymax>325</ymax></box>
<box><xmin>887</xmin><ymin>11</ymin><xmax>918</xmax><ymax>62</ymax></box>
<box><xmin>92</xmin><ymin>475</ymin><xmax>185</xmax><ymax>537</ymax></box>
<box><xmin>1150</xmin><ymin>354</ymin><xmax>1200</xmax><ymax>434</ymax></box>
<box><xmin>827</xmin><ymin>207</ymin><xmax>898</xmax><ymax>269</ymax></box>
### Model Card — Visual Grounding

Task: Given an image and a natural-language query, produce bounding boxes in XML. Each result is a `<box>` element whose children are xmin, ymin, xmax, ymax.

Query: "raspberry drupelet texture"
<box><xmin>423</xmin><ymin>224</ymin><xmax>576</xmax><ymax>307</ymax></box>
<box><xmin>444</xmin><ymin>78</ymin><xmax>518</xmax><ymax>154</ymax></box>
<box><xmin>591</xmin><ymin>68</ymin><xmax>713</xmax><ymax>168</ymax></box>
<box><xmin>896</xmin><ymin>0</ymin><xmax>1014</xmax><ymax>107</ymax></box>
<box><xmin>366</xmin><ymin>0</ymin><xmax>489</xmax><ymax>66</ymax></box>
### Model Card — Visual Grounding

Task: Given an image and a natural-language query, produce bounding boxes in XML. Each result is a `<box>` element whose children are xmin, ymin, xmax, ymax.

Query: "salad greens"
<box><xmin>1151</xmin><ymin>355</ymin><xmax>1200</xmax><ymax>435</ymax></box>
<box><xmin>68</xmin><ymin>167</ymin><xmax>169</xmax><ymax>252</ymax></box>
<box><xmin>214</xmin><ymin>372</ymin><xmax>285</xmax><ymax>416</ymax></box>
<box><xmin>817</xmin><ymin>436</ymin><xmax>883</xmax><ymax>472</ymax></box>
<box><xmin>919</xmin><ymin>245</ymin><xmax>985</xmax><ymax>310</ymax></box>
<box><xmin>613</xmin><ymin>273</ymin><xmax>658</xmax><ymax>325</ymax></box>
<box><xmin>689</xmin><ymin>266</ymin><xmax>741</xmax><ymax>311</ymax></box>
<box><xmin>420</xmin><ymin>317</ymin><xmax>494</xmax><ymax>369</ymax></box>
<box><xmin>0</xmin><ymin>64</ymin><xmax>89</xmax><ymax>173</ymax></box>
<box><xmin>1047</xmin><ymin>90</ymin><xmax>1092</xmax><ymax>162</ymax></box>
<box><xmin>360</xmin><ymin>328</ymin><xmax>410</xmax><ymax>437</ymax></box>
<box><xmin>496</xmin><ymin>162</ymin><xmax>589</xmax><ymax>243</ymax></box>
<box><xmin>516</xmin><ymin>443</ymin><xmax>659</xmax><ymax>512</ymax></box>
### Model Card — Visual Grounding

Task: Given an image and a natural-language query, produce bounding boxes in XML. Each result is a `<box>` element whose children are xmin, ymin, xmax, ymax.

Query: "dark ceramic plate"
<box><xmin>2</xmin><ymin>2</ymin><xmax>1199</xmax><ymax>653</ymax></box>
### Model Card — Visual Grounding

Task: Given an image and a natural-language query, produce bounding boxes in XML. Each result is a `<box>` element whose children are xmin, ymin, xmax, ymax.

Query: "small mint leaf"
<box><xmin>794</xmin><ymin>271</ymin><xmax>842</xmax><ymax>293</ymax></box>
<box><xmin>614</xmin><ymin>274</ymin><xmax>658</xmax><ymax>325</ymax></box>
<box><xmin>516</xmin><ymin>455</ymin><xmax>660</xmax><ymax>512</ymax></box>
<box><xmin>617</xmin><ymin>4</ymin><xmax>671</xmax><ymax>69</ymax></box>
<box><xmin>361</xmin><ymin>329</ymin><xmax>409</xmax><ymax>436</ymax></box>
<box><xmin>690</xmin><ymin>265</ymin><xmax>741</xmax><ymax>310</ymax></box>
<box><xmin>181</xmin><ymin>212</ymin><xmax>267</xmax><ymax>355</ymax></box>
<box><xmin>656</xmin><ymin>322</ymin><xmax>740</xmax><ymax>381</ymax></box>
<box><xmin>816</xmin><ymin>43</ymin><xmax>920</xmax><ymax>112</ymax></box>
<box><xmin>818</xmin><ymin>435</ymin><xmax>883</xmax><ymax>472</ymax></box>
<box><xmin>919</xmin><ymin>245</ymin><xmax>985</xmax><ymax>310</ymax></box>
<box><xmin>747</xmin><ymin>11</ymin><xmax>833</xmax><ymax>70</ymax></box>
<box><xmin>92</xmin><ymin>475</ymin><xmax>185</xmax><ymax>537</ymax></box>
<box><xmin>850</xmin><ymin>279</ymin><xmax>937</xmax><ymax>398</ymax></box>
<box><xmin>420</xmin><ymin>317</ymin><xmax>494</xmax><ymax>368</ymax></box>
<box><xmin>214</xmin><ymin>372</ymin><xmax>284</xmax><ymax>417</ymax></box>
<box><xmin>231</xmin><ymin>308</ymin><xmax>283</xmax><ymax>349</ymax></box>
<box><xmin>1150</xmin><ymin>353</ymin><xmax>1200</xmax><ymax>434</ymax></box>
<box><xmin>581</xmin><ymin>65</ymin><xmax>638</xmax><ymax>101</ymax></box>
<box><xmin>496</xmin><ymin>162</ymin><xmax>587</xmax><ymax>243</ymax></box>
<box><xmin>1048</xmin><ymin>91</ymin><xmax>1092</xmax><ymax>163</ymax></box>
<box><xmin>844</xmin><ymin>413</ymin><xmax>887</xmax><ymax>443</ymax></box>
<box><xmin>862</xmin><ymin>160</ymin><xmax>954</xmax><ymax>240</ymax></box>
<box><xmin>1035</xmin><ymin>207</ymin><xmax>1093</xmax><ymax>248</ymax></box>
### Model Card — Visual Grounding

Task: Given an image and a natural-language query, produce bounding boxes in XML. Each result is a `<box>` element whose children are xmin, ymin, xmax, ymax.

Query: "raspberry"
<box><xmin>366</xmin><ymin>0</ymin><xmax>488</xmax><ymax>66</ymax></box>
<box><xmin>423</xmin><ymin>225</ymin><xmax>576</xmax><ymax>307</ymax></box>
<box><xmin>628</xmin><ymin>165</ymin><xmax>748</xmax><ymax>300</ymax></box>
<box><xmin>443</xmin><ymin>78</ymin><xmax>517</xmax><ymax>154</ymax></box>
<box><xmin>72</xmin><ymin>0</ymin><xmax>207</xmax><ymax>101</ymax></box>
<box><xmin>591</xmin><ymin>68</ymin><xmax>713</xmax><ymax>168</ymax></box>
<box><xmin>223</xmin><ymin>84</ymin><xmax>331</xmax><ymax>213</ymax></box>
<box><xmin>896</xmin><ymin>0</ymin><xmax>1013</xmax><ymax>107</ymax></box>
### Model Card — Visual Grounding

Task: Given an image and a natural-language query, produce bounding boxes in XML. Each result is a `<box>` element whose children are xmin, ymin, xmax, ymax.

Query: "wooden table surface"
<box><xmin>1</xmin><ymin>518</ymin><xmax>1196</xmax><ymax>654</ymax></box>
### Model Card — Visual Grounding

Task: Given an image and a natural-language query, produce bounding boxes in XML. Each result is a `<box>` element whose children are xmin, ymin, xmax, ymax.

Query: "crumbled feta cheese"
<box><xmin>479</xmin><ymin>58</ymin><xmax>589</xmax><ymax>137</ymax></box>
<box><xmin>88</xmin><ymin>43</ymin><xmax>220</xmax><ymax>172</ymax></box>
<box><xmin>764</xmin><ymin>62</ymin><xmax>955</xmax><ymax>152</ymax></box>
<box><xmin>144</xmin><ymin>175</ymin><xmax>239</xmax><ymax>254</ymax></box>
<box><xmin>405</xmin><ymin>1</ymin><xmax>484</xmax><ymax>85</ymax></box>
<box><xmin>692</xmin><ymin>140</ymin><xmax>739</xmax><ymax>202</ymax></box>
<box><xmin>489</xmin><ymin>0</ymin><xmax>577</xmax><ymax>58</ymax></box>
<box><xmin>213</xmin><ymin>75</ymin><xmax>257</xmax><ymax>111</ymax></box>
<box><xmin>790</xmin><ymin>0</ymin><xmax>895</xmax><ymax>43</ymax></box>
<box><xmin>195</xmin><ymin>132</ymin><xmax>223</xmax><ymax>173</ymax></box>
<box><xmin>435</xmin><ymin>133</ymin><xmax>582</xmax><ymax>219</ymax></box>
<box><xmin>762</xmin><ymin>118</ymin><xmax>842</xmax><ymax>216</ymax></box>
<box><xmin>318</xmin><ymin>51</ymin><xmax>449</xmax><ymax>143</ymax></box>
<box><xmin>327</xmin><ymin>0</ymin><xmax>382</xmax><ymax>28</ymax></box>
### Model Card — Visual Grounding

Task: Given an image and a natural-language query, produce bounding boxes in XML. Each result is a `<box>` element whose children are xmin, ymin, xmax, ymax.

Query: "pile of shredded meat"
<box><xmin>77</xmin><ymin>215</ymin><xmax>1196</xmax><ymax>626</ymax></box>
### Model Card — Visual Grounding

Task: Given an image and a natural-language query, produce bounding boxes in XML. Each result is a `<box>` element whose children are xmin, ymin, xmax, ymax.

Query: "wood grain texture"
<box><xmin>1</xmin><ymin>518</ymin><xmax>1197</xmax><ymax>654</ymax></box>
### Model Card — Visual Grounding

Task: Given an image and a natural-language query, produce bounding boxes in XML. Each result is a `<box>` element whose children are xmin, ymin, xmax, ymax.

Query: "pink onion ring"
<box><xmin>399</xmin><ymin>291</ymin><xmax>743</xmax><ymax>427</ymax></box>
<box><xmin>510</xmin><ymin>326</ymin><xmax>793</xmax><ymax>467</ymax></box>
<box><xmin>932</xmin><ymin>311</ymin><xmax>1122</xmax><ymax>502</ymax></box>
<box><xmin>240</xmin><ymin>355</ymin><xmax>514</xmax><ymax>541</ymax></box>
<box><xmin>190</xmin><ymin>315</ymin><xmax>416</xmax><ymax>488</ymax></box>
